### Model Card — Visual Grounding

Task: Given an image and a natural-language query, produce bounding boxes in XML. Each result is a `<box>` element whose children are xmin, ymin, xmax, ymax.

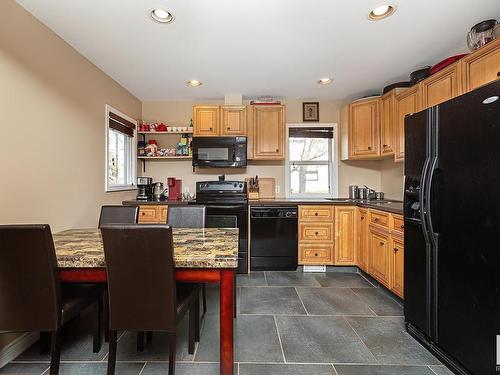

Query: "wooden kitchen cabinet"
<box><xmin>299</xmin><ymin>244</ymin><xmax>333</xmax><ymax>265</ymax></box>
<box><xmin>299</xmin><ymin>205</ymin><xmax>334</xmax><ymax>222</ymax></box>
<box><xmin>380</xmin><ymin>90</ymin><xmax>396</xmax><ymax>157</ymax></box>
<box><xmin>461</xmin><ymin>38</ymin><xmax>500</xmax><ymax>93</ymax></box>
<box><xmin>334</xmin><ymin>206</ymin><xmax>357</xmax><ymax>265</ymax></box>
<box><xmin>394</xmin><ymin>86</ymin><xmax>419</xmax><ymax>162</ymax></box>
<box><xmin>220</xmin><ymin>106</ymin><xmax>246</xmax><ymax>136</ymax></box>
<box><xmin>138</xmin><ymin>205</ymin><xmax>168</xmax><ymax>224</ymax></box>
<box><xmin>193</xmin><ymin>106</ymin><xmax>220</xmax><ymax>136</ymax></box>
<box><xmin>357</xmin><ymin>208</ymin><xmax>369</xmax><ymax>272</ymax></box>
<box><xmin>298</xmin><ymin>205</ymin><xmax>334</xmax><ymax>266</ymax></box>
<box><xmin>368</xmin><ymin>227</ymin><xmax>391</xmax><ymax>287</ymax></box>
<box><xmin>391</xmin><ymin>235</ymin><xmax>404</xmax><ymax>298</ymax></box>
<box><xmin>299</xmin><ymin>223</ymin><xmax>334</xmax><ymax>242</ymax></box>
<box><xmin>251</xmin><ymin>105</ymin><xmax>285</xmax><ymax>160</ymax></box>
<box><xmin>348</xmin><ymin>97</ymin><xmax>381</xmax><ymax>159</ymax></box>
<box><xmin>419</xmin><ymin>62</ymin><xmax>462</xmax><ymax>110</ymax></box>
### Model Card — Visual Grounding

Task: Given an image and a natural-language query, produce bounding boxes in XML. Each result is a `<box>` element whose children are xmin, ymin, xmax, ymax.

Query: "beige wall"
<box><xmin>0</xmin><ymin>1</ymin><xmax>141</xmax><ymax>351</ymax></box>
<box><xmin>380</xmin><ymin>159</ymin><xmax>404</xmax><ymax>200</ymax></box>
<box><xmin>142</xmin><ymin>99</ymin><xmax>384</xmax><ymax>197</ymax></box>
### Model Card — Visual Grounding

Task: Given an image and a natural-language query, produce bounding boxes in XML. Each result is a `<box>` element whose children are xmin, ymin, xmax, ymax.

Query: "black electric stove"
<box><xmin>195</xmin><ymin>180</ymin><xmax>248</xmax><ymax>273</ymax></box>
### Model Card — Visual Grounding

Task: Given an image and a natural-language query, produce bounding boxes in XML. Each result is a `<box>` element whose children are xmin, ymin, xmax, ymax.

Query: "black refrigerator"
<box><xmin>404</xmin><ymin>80</ymin><xmax>500</xmax><ymax>375</ymax></box>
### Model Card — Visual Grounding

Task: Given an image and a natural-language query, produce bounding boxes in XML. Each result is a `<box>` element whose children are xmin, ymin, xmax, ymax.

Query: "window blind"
<box><xmin>289</xmin><ymin>127</ymin><xmax>333</xmax><ymax>139</ymax></box>
<box><xmin>108</xmin><ymin>112</ymin><xmax>136</xmax><ymax>137</ymax></box>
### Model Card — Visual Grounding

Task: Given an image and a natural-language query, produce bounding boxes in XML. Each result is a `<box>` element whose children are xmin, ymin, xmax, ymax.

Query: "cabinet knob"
<box><xmin>227</xmin><ymin>127</ymin><xmax>231</xmax><ymax>130</ymax></box>
<box><xmin>276</xmin><ymin>149</ymin><xmax>279</xmax><ymax>152</ymax></box>
<box><xmin>209</xmin><ymin>127</ymin><xmax>212</xmax><ymax>130</ymax></box>
<box><xmin>394</xmin><ymin>247</ymin><xmax>399</xmax><ymax>253</ymax></box>
<box><xmin>361</xmin><ymin>216</ymin><xmax>364</xmax><ymax>220</ymax></box>
<box><xmin>497</xmin><ymin>71</ymin><xmax>500</xmax><ymax>77</ymax></box>
<box><xmin>368</xmin><ymin>146</ymin><xmax>372</xmax><ymax>150</ymax></box>
<box><xmin>141</xmin><ymin>212</ymin><xmax>145</xmax><ymax>216</ymax></box>
<box><xmin>374</xmin><ymin>218</ymin><xmax>379</xmax><ymax>222</ymax></box>
<box><xmin>380</xmin><ymin>241</ymin><xmax>385</xmax><ymax>246</ymax></box>
<box><xmin>315</xmin><ymin>253</ymin><xmax>318</xmax><ymax>257</ymax></box>
<box><xmin>315</xmin><ymin>212</ymin><xmax>319</xmax><ymax>216</ymax></box>
<box><xmin>400</xmin><ymin>225</ymin><xmax>404</xmax><ymax>230</ymax></box>
<box><xmin>383</xmin><ymin>144</ymin><xmax>388</xmax><ymax>148</ymax></box>
<box><xmin>315</xmin><ymin>232</ymin><xmax>319</xmax><ymax>235</ymax></box>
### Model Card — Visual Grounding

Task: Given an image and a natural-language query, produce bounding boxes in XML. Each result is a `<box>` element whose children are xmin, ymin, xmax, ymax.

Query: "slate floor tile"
<box><xmin>315</xmin><ymin>273</ymin><xmax>375</xmax><ymax>288</ymax></box>
<box><xmin>0</xmin><ymin>363</ymin><xmax>49</xmax><ymax>374</ymax></box>
<box><xmin>239</xmin><ymin>287</ymin><xmax>306</xmax><ymax>315</ymax></box>
<box><xmin>334</xmin><ymin>364</ymin><xmax>436</xmax><ymax>375</ymax></box>
<box><xmin>346</xmin><ymin>317</ymin><xmax>440</xmax><ymax>365</ymax></box>
<box><xmin>205</xmin><ymin>285</ymin><xmax>241</xmax><ymax>315</ymax></box>
<box><xmin>237</xmin><ymin>271</ymin><xmax>268</xmax><ymax>286</ymax></box>
<box><xmin>275</xmin><ymin>315</ymin><xmax>375</xmax><ymax>363</ymax></box>
<box><xmin>265</xmin><ymin>271</ymin><xmax>321</xmax><ymax>286</ymax></box>
<box><xmin>194</xmin><ymin>314</ymin><xmax>283</xmax><ymax>362</ymax></box>
<box><xmin>429</xmin><ymin>365</ymin><xmax>455</xmax><ymax>375</ymax></box>
<box><xmin>58</xmin><ymin>362</ymin><xmax>144</xmax><ymax>375</ymax></box>
<box><xmin>142</xmin><ymin>362</ymin><xmax>231</xmax><ymax>375</ymax></box>
<box><xmin>239</xmin><ymin>363</ymin><xmax>336</xmax><ymax>375</ymax></box>
<box><xmin>296</xmin><ymin>287</ymin><xmax>375</xmax><ymax>316</ymax></box>
<box><xmin>351</xmin><ymin>288</ymin><xmax>403</xmax><ymax>316</ymax></box>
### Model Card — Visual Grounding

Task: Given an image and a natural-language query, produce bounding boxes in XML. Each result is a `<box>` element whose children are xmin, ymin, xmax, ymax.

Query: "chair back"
<box><xmin>205</xmin><ymin>215</ymin><xmax>237</xmax><ymax>228</ymax></box>
<box><xmin>167</xmin><ymin>205</ymin><xmax>206</xmax><ymax>228</ymax></box>
<box><xmin>98</xmin><ymin>205</ymin><xmax>139</xmax><ymax>228</ymax></box>
<box><xmin>100</xmin><ymin>224</ymin><xmax>177</xmax><ymax>332</ymax></box>
<box><xmin>0</xmin><ymin>225</ymin><xmax>60</xmax><ymax>332</ymax></box>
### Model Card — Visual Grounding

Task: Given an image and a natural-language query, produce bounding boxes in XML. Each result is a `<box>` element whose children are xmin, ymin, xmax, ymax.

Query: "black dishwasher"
<box><xmin>250</xmin><ymin>206</ymin><xmax>298</xmax><ymax>271</ymax></box>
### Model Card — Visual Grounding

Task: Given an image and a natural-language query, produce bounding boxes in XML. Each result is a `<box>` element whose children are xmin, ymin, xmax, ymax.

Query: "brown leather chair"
<box><xmin>100</xmin><ymin>224</ymin><xmax>201</xmax><ymax>375</ymax></box>
<box><xmin>98</xmin><ymin>205</ymin><xmax>139</xmax><ymax>227</ymax></box>
<box><xmin>0</xmin><ymin>225</ymin><xmax>103</xmax><ymax>375</ymax></box>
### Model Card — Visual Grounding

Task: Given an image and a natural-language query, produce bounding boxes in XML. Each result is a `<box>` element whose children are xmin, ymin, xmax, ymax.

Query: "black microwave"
<box><xmin>192</xmin><ymin>136</ymin><xmax>247</xmax><ymax>168</ymax></box>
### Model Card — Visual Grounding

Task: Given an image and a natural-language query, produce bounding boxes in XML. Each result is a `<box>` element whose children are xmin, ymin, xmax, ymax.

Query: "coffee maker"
<box><xmin>136</xmin><ymin>177</ymin><xmax>153</xmax><ymax>200</ymax></box>
<box><xmin>167</xmin><ymin>178</ymin><xmax>182</xmax><ymax>201</ymax></box>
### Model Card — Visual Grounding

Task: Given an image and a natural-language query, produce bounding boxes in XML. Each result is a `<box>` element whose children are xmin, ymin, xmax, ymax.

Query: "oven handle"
<box><xmin>204</xmin><ymin>205</ymin><xmax>245</xmax><ymax>209</ymax></box>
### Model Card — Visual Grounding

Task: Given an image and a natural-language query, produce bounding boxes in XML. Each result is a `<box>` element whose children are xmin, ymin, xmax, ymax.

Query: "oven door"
<box><xmin>192</xmin><ymin>137</ymin><xmax>247</xmax><ymax>167</ymax></box>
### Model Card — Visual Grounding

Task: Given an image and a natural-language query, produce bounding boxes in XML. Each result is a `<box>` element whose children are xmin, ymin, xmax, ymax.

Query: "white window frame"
<box><xmin>104</xmin><ymin>104</ymin><xmax>137</xmax><ymax>192</ymax></box>
<box><xmin>285</xmin><ymin>123</ymin><xmax>338</xmax><ymax>199</ymax></box>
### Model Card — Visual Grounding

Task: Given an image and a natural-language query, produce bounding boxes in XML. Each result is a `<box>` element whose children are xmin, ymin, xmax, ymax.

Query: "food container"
<box><xmin>467</xmin><ymin>19</ymin><xmax>498</xmax><ymax>51</ymax></box>
<box><xmin>359</xmin><ymin>187</ymin><xmax>368</xmax><ymax>200</ymax></box>
<box><xmin>349</xmin><ymin>185</ymin><xmax>359</xmax><ymax>199</ymax></box>
<box><xmin>410</xmin><ymin>66</ymin><xmax>431</xmax><ymax>85</ymax></box>
<box><xmin>493</xmin><ymin>23</ymin><xmax>500</xmax><ymax>39</ymax></box>
<box><xmin>375</xmin><ymin>192</ymin><xmax>385</xmax><ymax>200</ymax></box>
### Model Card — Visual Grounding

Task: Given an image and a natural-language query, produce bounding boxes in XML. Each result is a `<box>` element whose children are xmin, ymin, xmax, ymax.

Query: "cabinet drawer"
<box><xmin>370</xmin><ymin>210</ymin><xmax>389</xmax><ymax>229</ymax></box>
<box><xmin>159</xmin><ymin>206</ymin><xmax>168</xmax><ymax>223</ymax></box>
<box><xmin>299</xmin><ymin>206</ymin><xmax>334</xmax><ymax>222</ymax></box>
<box><xmin>392</xmin><ymin>215</ymin><xmax>404</xmax><ymax>234</ymax></box>
<box><xmin>299</xmin><ymin>244</ymin><xmax>333</xmax><ymax>265</ymax></box>
<box><xmin>299</xmin><ymin>223</ymin><xmax>334</xmax><ymax>242</ymax></box>
<box><xmin>138</xmin><ymin>206</ymin><xmax>160</xmax><ymax>223</ymax></box>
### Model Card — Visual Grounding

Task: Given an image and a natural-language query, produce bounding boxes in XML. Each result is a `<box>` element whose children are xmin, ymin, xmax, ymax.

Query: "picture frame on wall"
<box><xmin>303</xmin><ymin>102</ymin><xmax>319</xmax><ymax>122</ymax></box>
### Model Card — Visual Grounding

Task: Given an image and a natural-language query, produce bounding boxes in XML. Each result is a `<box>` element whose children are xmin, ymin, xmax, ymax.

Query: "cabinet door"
<box><xmin>420</xmin><ymin>62</ymin><xmax>461</xmax><ymax>109</ymax></box>
<box><xmin>138</xmin><ymin>205</ymin><xmax>160</xmax><ymax>223</ymax></box>
<box><xmin>380</xmin><ymin>91</ymin><xmax>395</xmax><ymax>156</ymax></box>
<box><xmin>461</xmin><ymin>38</ymin><xmax>500</xmax><ymax>92</ymax></box>
<box><xmin>394</xmin><ymin>87</ymin><xmax>419</xmax><ymax>162</ymax></box>
<box><xmin>159</xmin><ymin>206</ymin><xmax>168</xmax><ymax>223</ymax></box>
<box><xmin>349</xmin><ymin>98</ymin><xmax>380</xmax><ymax>158</ymax></box>
<box><xmin>357</xmin><ymin>208</ymin><xmax>369</xmax><ymax>272</ymax></box>
<box><xmin>253</xmin><ymin>106</ymin><xmax>285</xmax><ymax>159</ymax></box>
<box><xmin>368</xmin><ymin>228</ymin><xmax>391</xmax><ymax>287</ymax></box>
<box><xmin>391</xmin><ymin>236</ymin><xmax>404</xmax><ymax>298</ymax></box>
<box><xmin>220</xmin><ymin>106</ymin><xmax>246</xmax><ymax>136</ymax></box>
<box><xmin>193</xmin><ymin>106</ymin><xmax>220</xmax><ymax>136</ymax></box>
<box><xmin>334</xmin><ymin>206</ymin><xmax>357</xmax><ymax>265</ymax></box>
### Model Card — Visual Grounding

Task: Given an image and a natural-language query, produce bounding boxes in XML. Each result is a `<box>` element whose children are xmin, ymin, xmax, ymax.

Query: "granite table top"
<box><xmin>53</xmin><ymin>228</ymin><xmax>239</xmax><ymax>269</ymax></box>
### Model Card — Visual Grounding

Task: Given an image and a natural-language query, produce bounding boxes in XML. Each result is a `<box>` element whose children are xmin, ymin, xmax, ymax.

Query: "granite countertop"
<box><xmin>53</xmin><ymin>228</ymin><xmax>239</xmax><ymax>269</ymax></box>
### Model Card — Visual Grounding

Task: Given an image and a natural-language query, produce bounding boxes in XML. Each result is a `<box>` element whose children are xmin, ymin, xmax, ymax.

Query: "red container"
<box><xmin>430</xmin><ymin>54</ymin><xmax>468</xmax><ymax>75</ymax></box>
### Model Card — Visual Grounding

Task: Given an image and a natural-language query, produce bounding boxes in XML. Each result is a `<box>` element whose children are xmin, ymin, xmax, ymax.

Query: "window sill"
<box><xmin>105</xmin><ymin>185</ymin><xmax>136</xmax><ymax>193</ymax></box>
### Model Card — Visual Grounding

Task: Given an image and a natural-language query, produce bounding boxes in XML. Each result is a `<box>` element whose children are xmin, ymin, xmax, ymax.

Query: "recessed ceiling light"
<box><xmin>368</xmin><ymin>4</ymin><xmax>396</xmax><ymax>21</ymax></box>
<box><xmin>318</xmin><ymin>78</ymin><xmax>333</xmax><ymax>85</ymax></box>
<box><xmin>150</xmin><ymin>8</ymin><xmax>174</xmax><ymax>23</ymax></box>
<box><xmin>186</xmin><ymin>80</ymin><xmax>202</xmax><ymax>87</ymax></box>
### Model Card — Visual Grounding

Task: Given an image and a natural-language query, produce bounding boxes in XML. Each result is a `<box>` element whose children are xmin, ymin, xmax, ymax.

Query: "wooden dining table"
<box><xmin>53</xmin><ymin>227</ymin><xmax>239</xmax><ymax>375</ymax></box>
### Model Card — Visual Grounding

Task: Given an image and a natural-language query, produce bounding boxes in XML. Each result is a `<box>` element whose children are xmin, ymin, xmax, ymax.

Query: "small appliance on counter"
<box><xmin>167</xmin><ymin>178</ymin><xmax>182</xmax><ymax>200</ymax></box>
<box><xmin>136</xmin><ymin>177</ymin><xmax>153</xmax><ymax>200</ymax></box>
<box><xmin>348</xmin><ymin>185</ymin><xmax>359</xmax><ymax>199</ymax></box>
<box><xmin>152</xmin><ymin>182</ymin><xmax>168</xmax><ymax>200</ymax></box>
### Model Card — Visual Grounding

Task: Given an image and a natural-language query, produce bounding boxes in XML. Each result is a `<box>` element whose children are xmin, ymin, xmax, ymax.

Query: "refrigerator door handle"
<box><xmin>420</xmin><ymin>156</ymin><xmax>431</xmax><ymax>243</ymax></box>
<box><xmin>426</xmin><ymin>157</ymin><xmax>439</xmax><ymax>244</ymax></box>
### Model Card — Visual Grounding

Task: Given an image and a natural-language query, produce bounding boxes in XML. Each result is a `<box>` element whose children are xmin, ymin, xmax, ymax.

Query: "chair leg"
<box><xmin>168</xmin><ymin>333</ymin><xmax>176</xmax><ymax>375</ymax></box>
<box><xmin>137</xmin><ymin>331</ymin><xmax>144</xmax><ymax>352</ymax></box>
<box><xmin>188</xmin><ymin>306</ymin><xmax>195</xmax><ymax>354</ymax></box>
<box><xmin>146</xmin><ymin>331</ymin><xmax>153</xmax><ymax>344</ymax></box>
<box><xmin>107</xmin><ymin>330</ymin><xmax>117</xmax><ymax>375</ymax></box>
<box><xmin>93</xmin><ymin>299</ymin><xmax>102</xmax><ymax>353</ymax></box>
<box><xmin>202</xmin><ymin>284</ymin><xmax>207</xmax><ymax>315</ymax></box>
<box><xmin>49</xmin><ymin>329</ymin><xmax>61</xmax><ymax>375</ymax></box>
<box><xmin>104</xmin><ymin>291</ymin><xmax>109</xmax><ymax>343</ymax></box>
<box><xmin>194</xmin><ymin>294</ymin><xmax>200</xmax><ymax>342</ymax></box>
<box><xmin>234</xmin><ymin>274</ymin><xmax>237</xmax><ymax>318</ymax></box>
<box><xmin>40</xmin><ymin>331</ymin><xmax>50</xmax><ymax>354</ymax></box>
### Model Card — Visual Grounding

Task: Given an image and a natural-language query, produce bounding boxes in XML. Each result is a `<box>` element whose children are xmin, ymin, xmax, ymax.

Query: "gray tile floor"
<box><xmin>4</xmin><ymin>271</ymin><xmax>454</xmax><ymax>375</ymax></box>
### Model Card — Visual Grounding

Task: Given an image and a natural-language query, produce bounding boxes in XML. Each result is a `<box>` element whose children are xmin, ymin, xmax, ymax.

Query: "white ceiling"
<box><xmin>16</xmin><ymin>0</ymin><xmax>500</xmax><ymax>101</ymax></box>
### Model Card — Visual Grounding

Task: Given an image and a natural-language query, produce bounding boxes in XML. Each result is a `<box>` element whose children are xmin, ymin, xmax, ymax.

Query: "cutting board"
<box><xmin>257</xmin><ymin>178</ymin><xmax>276</xmax><ymax>199</ymax></box>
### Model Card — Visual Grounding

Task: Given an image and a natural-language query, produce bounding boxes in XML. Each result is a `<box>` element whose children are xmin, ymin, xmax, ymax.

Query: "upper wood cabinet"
<box><xmin>357</xmin><ymin>208</ymin><xmax>369</xmax><ymax>272</ymax></box>
<box><xmin>394</xmin><ymin>86</ymin><xmax>419</xmax><ymax>162</ymax></box>
<box><xmin>334</xmin><ymin>206</ymin><xmax>357</xmax><ymax>265</ymax></box>
<box><xmin>380</xmin><ymin>91</ymin><xmax>396</xmax><ymax>157</ymax></box>
<box><xmin>348</xmin><ymin>97</ymin><xmax>381</xmax><ymax>159</ymax></box>
<box><xmin>220</xmin><ymin>106</ymin><xmax>246</xmax><ymax>136</ymax></box>
<box><xmin>193</xmin><ymin>106</ymin><xmax>220</xmax><ymax>136</ymax></box>
<box><xmin>251</xmin><ymin>105</ymin><xmax>285</xmax><ymax>160</ymax></box>
<box><xmin>419</xmin><ymin>62</ymin><xmax>462</xmax><ymax>110</ymax></box>
<box><xmin>461</xmin><ymin>37</ymin><xmax>500</xmax><ymax>93</ymax></box>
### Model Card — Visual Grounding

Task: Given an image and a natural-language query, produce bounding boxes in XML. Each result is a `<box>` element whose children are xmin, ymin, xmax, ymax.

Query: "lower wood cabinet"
<box><xmin>299</xmin><ymin>243</ymin><xmax>333</xmax><ymax>265</ymax></box>
<box><xmin>298</xmin><ymin>205</ymin><xmax>334</xmax><ymax>265</ymax></box>
<box><xmin>137</xmin><ymin>205</ymin><xmax>168</xmax><ymax>224</ymax></box>
<box><xmin>391</xmin><ymin>235</ymin><xmax>404</xmax><ymax>298</ymax></box>
<box><xmin>357</xmin><ymin>208</ymin><xmax>369</xmax><ymax>272</ymax></box>
<box><xmin>334</xmin><ymin>206</ymin><xmax>357</xmax><ymax>265</ymax></box>
<box><xmin>368</xmin><ymin>227</ymin><xmax>391</xmax><ymax>287</ymax></box>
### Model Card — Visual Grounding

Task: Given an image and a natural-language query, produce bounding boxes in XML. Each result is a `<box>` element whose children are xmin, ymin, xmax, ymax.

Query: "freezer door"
<box><xmin>434</xmin><ymin>81</ymin><xmax>500</xmax><ymax>374</ymax></box>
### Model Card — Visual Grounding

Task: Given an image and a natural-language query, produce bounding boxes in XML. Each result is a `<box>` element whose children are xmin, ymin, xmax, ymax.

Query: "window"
<box><xmin>105</xmin><ymin>105</ymin><xmax>136</xmax><ymax>192</ymax></box>
<box><xmin>285</xmin><ymin>124</ymin><xmax>337</xmax><ymax>198</ymax></box>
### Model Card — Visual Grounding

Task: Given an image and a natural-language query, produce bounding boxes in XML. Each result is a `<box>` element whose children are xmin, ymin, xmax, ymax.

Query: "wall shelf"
<box><xmin>137</xmin><ymin>155</ymin><xmax>191</xmax><ymax>172</ymax></box>
<box><xmin>137</xmin><ymin>130</ymin><xmax>193</xmax><ymax>135</ymax></box>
